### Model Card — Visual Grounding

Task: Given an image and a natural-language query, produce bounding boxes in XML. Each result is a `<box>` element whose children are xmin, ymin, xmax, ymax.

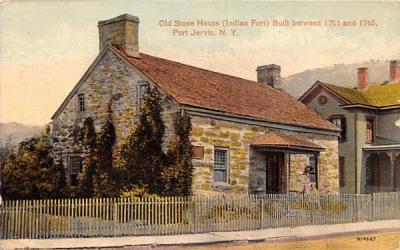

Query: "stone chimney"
<box><xmin>256</xmin><ymin>64</ymin><xmax>281</xmax><ymax>88</ymax></box>
<box><xmin>390</xmin><ymin>60</ymin><xmax>400</xmax><ymax>82</ymax></box>
<box><xmin>98</xmin><ymin>14</ymin><xmax>140</xmax><ymax>58</ymax></box>
<box><xmin>357</xmin><ymin>67</ymin><xmax>368</xmax><ymax>89</ymax></box>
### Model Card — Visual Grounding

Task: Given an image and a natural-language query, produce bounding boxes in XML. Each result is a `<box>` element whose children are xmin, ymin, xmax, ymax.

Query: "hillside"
<box><xmin>0</xmin><ymin>122</ymin><xmax>44</xmax><ymax>147</ymax></box>
<box><xmin>281</xmin><ymin>60</ymin><xmax>392</xmax><ymax>98</ymax></box>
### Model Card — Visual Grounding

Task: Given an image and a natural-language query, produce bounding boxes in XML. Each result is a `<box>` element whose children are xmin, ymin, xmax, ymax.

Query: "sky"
<box><xmin>0</xmin><ymin>0</ymin><xmax>399</xmax><ymax>126</ymax></box>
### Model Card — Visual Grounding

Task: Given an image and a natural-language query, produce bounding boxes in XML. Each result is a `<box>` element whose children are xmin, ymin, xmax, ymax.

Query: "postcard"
<box><xmin>0</xmin><ymin>1</ymin><xmax>399</xmax><ymax>249</ymax></box>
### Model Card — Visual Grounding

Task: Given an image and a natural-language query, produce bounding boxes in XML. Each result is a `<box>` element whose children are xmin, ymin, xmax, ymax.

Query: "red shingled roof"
<box><xmin>252</xmin><ymin>131</ymin><xmax>324</xmax><ymax>151</ymax></box>
<box><xmin>112</xmin><ymin>46</ymin><xmax>338</xmax><ymax>132</ymax></box>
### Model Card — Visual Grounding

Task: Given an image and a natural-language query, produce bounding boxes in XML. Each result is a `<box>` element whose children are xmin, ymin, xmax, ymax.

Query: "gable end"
<box><xmin>300</xmin><ymin>81</ymin><xmax>350</xmax><ymax>105</ymax></box>
<box><xmin>51</xmin><ymin>48</ymin><xmax>110</xmax><ymax>119</ymax></box>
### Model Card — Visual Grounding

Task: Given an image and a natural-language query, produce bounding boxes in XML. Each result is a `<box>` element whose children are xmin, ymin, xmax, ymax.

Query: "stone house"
<box><xmin>300</xmin><ymin>62</ymin><xmax>400</xmax><ymax>193</ymax></box>
<box><xmin>50</xmin><ymin>14</ymin><xmax>340</xmax><ymax>195</ymax></box>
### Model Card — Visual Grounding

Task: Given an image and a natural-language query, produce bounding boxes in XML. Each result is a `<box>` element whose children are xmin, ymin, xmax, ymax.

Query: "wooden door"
<box><xmin>265</xmin><ymin>152</ymin><xmax>283</xmax><ymax>193</ymax></box>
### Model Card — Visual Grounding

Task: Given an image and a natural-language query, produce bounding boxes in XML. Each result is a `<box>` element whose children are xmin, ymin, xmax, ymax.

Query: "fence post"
<box><xmin>260</xmin><ymin>195</ymin><xmax>264</xmax><ymax>229</ymax></box>
<box><xmin>352</xmin><ymin>195</ymin><xmax>356</xmax><ymax>222</ymax></box>
<box><xmin>311</xmin><ymin>194</ymin><xmax>315</xmax><ymax>226</ymax></box>
<box><xmin>113</xmin><ymin>198</ymin><xmax>117</xmax><ymax>237</ymax></box>
<box><xmin>357</xmin><ymin>195</ymin><xmax>360</xmax><ymax>222</ymax></box>
<box><xmin>371</xmin><ymin>193</ymin><xmax>375</xmax><ymax>221</ymax></box>
<box><xmin>191</xmin><ymin>196</ymin><xmax>196</xmax><ymax>234</ymax></box>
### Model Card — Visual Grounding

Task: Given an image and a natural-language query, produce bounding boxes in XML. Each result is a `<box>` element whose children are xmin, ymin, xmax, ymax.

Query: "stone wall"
<box><xmin>51</xmin><ymin>49</ymin><xmax>178</xmax><ymax>181</ymax></box>
<box><xmin>289</xmin><ymin>154</ymin><xmax>311</xmax><ymax>192</ymax></box>
<box><xmin>190</xmin><ymin>115</ymin><xmax>339</xmax><ymax>195</ymax></box>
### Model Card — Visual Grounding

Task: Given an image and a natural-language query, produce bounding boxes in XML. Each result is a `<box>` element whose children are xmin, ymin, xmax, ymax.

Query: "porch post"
<box><xmin>376</xmin><ymin>154</ymin><xmax>380</xmax><ymax>192</ymax></box>
<box><xmin>284</xmin><ymin>152</ymin><xmax>290</xmax><ymax>193</ymax></box>
<box><xmin>390</xmin><ymin>152</ymin><xmax>399</xmax><ymax>192</ymax></box>
<box><xmin>362</xmin><ymin>151</ymin><xmax>369</xmax><ymax>194</ymax></box>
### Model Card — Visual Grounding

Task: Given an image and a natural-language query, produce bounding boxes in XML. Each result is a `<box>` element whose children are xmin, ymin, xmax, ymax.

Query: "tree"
<box><xmin>120</xmin><ymin>86</ymin><xmax>166</xmax><ymax>194</ymax></box>
<box><xmin>164</xmin><ymin>110</ymin><xmax>193</xmax><ymax>196</ymax></box>
<box><xmin>78</xmin><ymin>117</ymin><xmax>97</xmax><ymax>197</ymax></box>
<box><xmin>0</xmin><ymin>135</ymin><xmax>66</xmax><ymax>200</ymax></box>
<box><xmin>52</xmin><ymin>160</ymin><xmax>67</xmax><ymax>198</ymax></box>
<box><xmin>0</xmin><ymin>136</ymin><xmax>15</xmax><ymax>166</ymax></box>
<box><xmin>93</xmin><ymin>120</ymin><xmax>116</xmax><ymax>197</ymax></box>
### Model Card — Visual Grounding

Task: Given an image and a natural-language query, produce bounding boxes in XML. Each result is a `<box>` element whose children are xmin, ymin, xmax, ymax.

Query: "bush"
<box><xmin>78</xmin><ymin>117</ymin><xmax>97</xmax><ymax>197</ymax></box>
<box><xmin>77</xmin><ymin>117</ymin><xmax>118</xmax><ymax>198</ymax></box>
<box><xmin>0</xmin><ymin>135</ymin><xmax>66</xmax><ymax>200</ymax></box>
<box><xmin>120</xmin><ymin>186</ymin><xmax>160</xmax><ymax>199</ymax></box>
<box><xmin>164</xmin><ymin>111</ymin><xmax>193</xmax><ymax>196</ymax></box>
<box><xmin>119</xmin><ymin>87</ymin><xmax>166</xmax><ymax>195</ymax></box>
<box><xmin>93</xmin><ymin>120</ymin><xmax>117</xmax><ymax>197</ymax></box>
<box><xmin>289</xmin><ymin>198</ymin><xmax>348</xmax><ymax>214</ymax></box>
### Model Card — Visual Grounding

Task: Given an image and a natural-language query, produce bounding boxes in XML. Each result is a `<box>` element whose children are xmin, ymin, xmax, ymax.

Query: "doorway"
<box><xmin>265</xmin><ymin>152</ymin><xmax>284</xmax><ymax>193</ymax></box>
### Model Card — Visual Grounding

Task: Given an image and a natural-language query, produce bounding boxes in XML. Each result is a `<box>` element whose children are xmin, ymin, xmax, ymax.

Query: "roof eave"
<box><xmin>340</xmin><ymin>103</ymin><xmax>400</xmax><ymax>110</ymax></box>
<box><xmin>182</xmin><ymin>104</ymin><xmax>341</xmax><ymax>135</ymax></box>
<box><xmin>298</xmin><ymin>81</ymin><xmax>321</xmax><ymax>102</ymax></box>
<box><xmin>363</xmin><ymin>144</ymin><xmax>400</xmax><ymax>151</ymax></box>
<box><xmin>340</xmin><ymin>103</ymin><xmax>378</xmax><ymax>110</ymax></box>
<box><xmin>318</xmin><ymin>82</ymin><xmax>354</xmax><ymax>104</ymax></box>
<box><xmin>252</xmin><ymin>144</ymin><xmax>325</xmax><ymax>152</ymax></box>
<box><xmin>299</xmin><ymin>81</ymin><xmax>351</xmax><ymax>105</ymax></box>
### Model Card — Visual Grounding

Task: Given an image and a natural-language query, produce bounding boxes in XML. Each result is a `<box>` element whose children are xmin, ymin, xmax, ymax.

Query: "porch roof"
<box><xmin>251</xmin><ymin>131</ymin><xmax>325</xmax><ymax>152</ymax></box>
<box><xmin>363</xmin><ymin>136</ymin><xmax>400</xmax><ymax>151</ymax></box>
<box><xmin>363</xmin><ymin>144</ymin><xmax>400</xmax><ymax>151</ymax></box>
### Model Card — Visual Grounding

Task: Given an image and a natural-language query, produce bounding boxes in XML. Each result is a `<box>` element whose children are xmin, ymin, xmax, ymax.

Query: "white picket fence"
<box><xmin>0</xmin><ymin>192</ymin><xmax>400</xmax><ymax>239</ymax></box>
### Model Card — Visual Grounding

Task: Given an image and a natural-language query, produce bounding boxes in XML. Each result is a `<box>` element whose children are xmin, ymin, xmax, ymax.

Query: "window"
<box><xmin>214</xmin><ymin>148</ymin><xmax>228</xmax><ymax>182</ymax></box>
<box><xmin>339</xmin><ymin>157</ymin><xmax>345</xmax><ymax>187</ymax></box>
<box><xmin>309</xmin><ymin>155</ymin><xmax>318</xmax><ymax>188</ymax></box>
<box><xmin>318</xmin><ymin>95</ymin><xmax>328</xmax><ymax>105</ymax></box>
<box><xmin>330</xmin><ymin>116</ymin><xmax>347</xmax><ymax>142</ymax></box>
<box><xmin>78</xmin><ymin>93</ymin><xmax>85</xmax><ymax>112</ymax></box>
<box><xmin>366</xmin><ymin>118</ymin><xmax>375</xmax><ymax>143</ymax></box>
<box><xmin>69</xmin><ymin>156</ymin><xmax>82</xmax><ymax>186</ymax></box>
<box><xmin>137</xmin><ymin>82</ymin><xmax>148</xmax><ymax>111</ymax></box>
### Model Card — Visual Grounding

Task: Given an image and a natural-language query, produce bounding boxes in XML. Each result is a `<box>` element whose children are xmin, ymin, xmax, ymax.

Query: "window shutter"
<box><xmin>341</xmin><ymin>117</ymin><xmax>347</xmax><ymax>141</ymax></box>
<box><xmin>339</xmin><ymin>157</ymin><xmax>345</xmax><ymax>187</ymax></box>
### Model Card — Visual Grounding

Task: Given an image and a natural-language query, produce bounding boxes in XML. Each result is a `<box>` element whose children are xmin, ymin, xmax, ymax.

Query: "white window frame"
<box><xmin>365</xmin><ymin>117</ymin><xmax>375</xmax><ymax>143</ymax></box>
<box><xmin>308</xmin><ymin>154</ymin><xmax>318</xmax><ymax>189</ymax></box>
<box><xmin>213</xmin><ymin>147</ymin><xmax>229</xmax><ymax>183</ymax></box>
<box><xmin>137</xmin><ymin>81</ymin><xmax>148</xmax><ymax>112</ymax></box>
<box><xmin>78</xmin><ymin>93</ymin><xmax>85</xmax><ymax>112</ymax></box>
<box><xmin>330</xmin><ymin>115</ymin><xmax>347</xmax><ymax>142</ymax></box>
<box><xmin>68</xmin><ymin>155</ymin><xmax>82</xmax><ymax>186</ymax></box>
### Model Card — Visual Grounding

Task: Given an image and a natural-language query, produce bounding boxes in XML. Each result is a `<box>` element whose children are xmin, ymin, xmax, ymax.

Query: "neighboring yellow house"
<box><xmin>300</xmin><ymin>62</ymin><xmax>400</xmax><ymax>193</ymax></box>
